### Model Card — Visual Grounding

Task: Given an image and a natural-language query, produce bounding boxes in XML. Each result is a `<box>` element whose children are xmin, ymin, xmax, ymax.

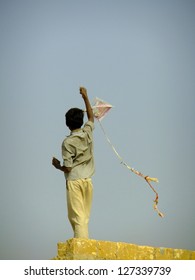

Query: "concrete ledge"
<box><xmin>53</xmin><ymin>238</ymin><xmax>195</xmax><ymax>260</ymax></box>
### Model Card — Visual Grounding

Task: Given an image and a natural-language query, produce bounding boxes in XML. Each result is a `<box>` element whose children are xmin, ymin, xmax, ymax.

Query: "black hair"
<box><xmin>65</xmin><ymin>108</ymin><xmax>84</xmax><ymax>129</ymax></box>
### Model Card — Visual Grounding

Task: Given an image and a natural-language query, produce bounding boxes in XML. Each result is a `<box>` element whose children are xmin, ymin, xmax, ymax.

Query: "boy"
<box><xmin>52</xmin><ymin>87</ymin><xmax>95</xmax><ymax>239</ymax></box>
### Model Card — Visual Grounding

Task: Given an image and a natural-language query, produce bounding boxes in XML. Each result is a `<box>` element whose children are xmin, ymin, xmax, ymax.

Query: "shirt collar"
<box><xmin>70</xmin><ymin>128</ymin><xmax>82</xmax><ymax>136</ymax></box>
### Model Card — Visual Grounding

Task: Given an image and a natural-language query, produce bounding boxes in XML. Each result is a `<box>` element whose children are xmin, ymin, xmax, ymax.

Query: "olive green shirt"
<box><xmin>62</xmin><ymin>121</ymin><xmax>95</xmax><ymax>180</ymax></box>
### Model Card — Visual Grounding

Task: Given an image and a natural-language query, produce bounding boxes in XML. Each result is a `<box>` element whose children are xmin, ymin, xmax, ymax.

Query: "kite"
<box><xmin>92</xmin><ymin>97</ymin><xmax>164</xmax><ymax>218</ymax></box>
<box><xmin>92</xmin><ymin>97</ymin><xmax>113</xmax><ymax>121</ymax></box>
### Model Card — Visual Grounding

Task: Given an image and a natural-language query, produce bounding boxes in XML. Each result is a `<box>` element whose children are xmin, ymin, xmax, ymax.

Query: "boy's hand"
<box><xmin>52</xmin><ymin>157</ymin><xmax>72</xmax><ymax>173</ymax></box>
<box><xmin>52</xmin><ymin>157</ymin><xmax>61</xmax><ymax>169</ymax></box>
<box><xmin>79</xmin><ymin>86</ymin><xmax>94</xmax><ymax>122</ymax></box>
<box><xmin>80</xmin><ymin>87</ymin><xmax>88</xmax><ymax>99</ymax></box>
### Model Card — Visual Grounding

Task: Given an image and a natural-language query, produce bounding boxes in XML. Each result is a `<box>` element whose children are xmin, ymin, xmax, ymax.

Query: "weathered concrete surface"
<box><xmin>53</xmin><ymin>238</ymin><xmax>195</xmax><ymax>260</ymax></box>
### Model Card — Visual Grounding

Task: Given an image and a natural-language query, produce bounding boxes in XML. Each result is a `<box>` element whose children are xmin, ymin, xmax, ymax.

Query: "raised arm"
<box><xmin>80</xmin><ymin>87</ymin><xmax>94</xmax><ymax>123</ymax></box>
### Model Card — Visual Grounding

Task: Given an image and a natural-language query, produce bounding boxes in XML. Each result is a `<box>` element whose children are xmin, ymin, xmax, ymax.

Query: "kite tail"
<box><xmin>98</xmin><ymin>120</ymin><xmax>164</xmax><ymax>218</ymax></box>
<box><xmin>145</xmin><ymin>177</ymin><xmax>164</xmax><ymax>218</ymax></box>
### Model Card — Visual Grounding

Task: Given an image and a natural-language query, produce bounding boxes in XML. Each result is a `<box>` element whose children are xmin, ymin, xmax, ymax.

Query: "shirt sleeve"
<box><xmin>83</xmin><ymin>121</ymin><xmax>94</xmax><ymax>143</ymax></box>
<box><xmin>83</xmin><ymin>121</ymin><xmax>94</xmax><ymax>133</ymax></box>
<box><xmin>61</xmin><ymin>139</ymin><xmax>75</xmax><ymax>168</ymax></box>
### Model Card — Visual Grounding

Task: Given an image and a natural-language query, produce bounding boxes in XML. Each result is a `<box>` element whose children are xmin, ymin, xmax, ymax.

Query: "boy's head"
<box><xmin>65</xmin><ymin>108</ymin><xmax>84</xmax><ymax>130</ymax></box>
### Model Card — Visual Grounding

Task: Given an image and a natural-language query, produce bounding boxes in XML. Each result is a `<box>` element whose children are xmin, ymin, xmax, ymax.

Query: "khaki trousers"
<box><xmin>66</xmin><ymin>178</ymin><xmax>93</xmax><ymax>239</ymax></box>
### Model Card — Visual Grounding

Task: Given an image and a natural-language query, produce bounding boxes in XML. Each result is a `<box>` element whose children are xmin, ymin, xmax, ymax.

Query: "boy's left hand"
<box><xmin>52</xmin><ymin>157</ymin><xmax>61</xmax><ymax>169</ymax></box>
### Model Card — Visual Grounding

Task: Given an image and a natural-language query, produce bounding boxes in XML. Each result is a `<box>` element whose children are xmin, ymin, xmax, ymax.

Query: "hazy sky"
<box><xmin>0</xmin><ymin>0</ymin><xmax>195</xmax><ymax>260</ymax></box>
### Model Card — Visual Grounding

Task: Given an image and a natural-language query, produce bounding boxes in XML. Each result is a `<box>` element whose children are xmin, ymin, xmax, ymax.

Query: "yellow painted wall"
<box><xmin>53</xmin><ymin>238</ymin><xmax>195</xmax><ymax>260</ymax></box>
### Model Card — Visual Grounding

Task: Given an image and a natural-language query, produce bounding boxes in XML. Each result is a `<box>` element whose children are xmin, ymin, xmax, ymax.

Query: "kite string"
<box><xmin>98</xmin><ymin>119</ymin><xmax>164</xmax><ymax>218</ymax></box>
<box><xmin>98</xmin><ymin>119</ymin><xmax>123</xmax><ymax>162</ymax></box>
